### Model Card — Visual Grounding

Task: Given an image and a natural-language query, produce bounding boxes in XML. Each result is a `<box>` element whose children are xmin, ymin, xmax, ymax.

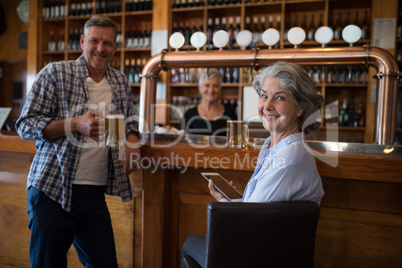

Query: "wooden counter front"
<box><xmin>1</xmin><ymin>134</ymin><xmax>402</xmax><ymax>267</ymax></box>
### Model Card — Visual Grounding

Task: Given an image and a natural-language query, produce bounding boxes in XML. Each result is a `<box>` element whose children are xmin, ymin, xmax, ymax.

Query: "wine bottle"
<box><xmin>184</xmin><ymin>21</ymin><xmax>191</xmax><ymax>46</ymax></box>
<box><xmin>284</xmin><ymin>15</ymin><xmax>290</xmax><ymax>42</ymax></box>
<box><xmin>221</xmin><ymin>17</ymin><xmax>227</xmax><ymax>31</ymax></box>
<box><xmin>339</xmin><ymin>99</ymin><xmax>349</xmax><ymax>126</ymax></box>
<box><xmin>54</xmin><ymin>0</ymin><xmax>60</xmax><ymax>18</ymax></box>
<box><xmin>398</xmin><ymin>10</ymin><xmax>402</xmax><ymax>38</ymax></box>
<box><xmin>125</xmin><ymin>27</ymin><xmax>133</xmax><ymax>48</ymax></box>
<box><xmin>228</xmin><ymin>17</ymin><xmax>235</xmax><ymax>49</ymax></box>
<box><xmin>344</xmin><ymin>12</ymin><xmax>351</xmax><ymax>27</ymax></box>
<box><xmin>68</xmin><ymin>28</ymin><xmax>73</xmax><ymax>50</ymax></box>
<box><xmin>275</xmin><ymin>15</ymin><xmax>281</xmax><ymax>48</ymax></box>
<box><xmin>147</xmin><ymin>26</ymin><xmax>153</xmax><ymax>47</ymax></box>
<box><xmin>180</xmin><ymin>0</ymin><xmax>187</xmax><ymax>8</ymax></box>
<box><xmin>300</xmin><ymin>15</ymin><xmax>308</xmax><ymax>32</ymax></box>
<box><xmin>334</xmin><ymin>13</ymin><xmax>343</xmax><ymax>40</ymax></box>
<box><xmin>234</xmin><ymin>16</ymin><xmax>240</xmax><ymax>40</ymax></box>
<box><xmin>355</xmin><ymin>101</ymin><xmax>365</xmax><ymax>127</ymax></box>
<box><xmin>353</xmin><ymin>11</ymin><xmax>359</xmax><ymax>26</ymax></box>
<box><xmin>134</xmin><ymin>59</ymin><xmax>142</xmax><ymax>83</ymax></box>
<box><xmin>124</xmin><ymin>59</ymin><xmax>130</xmax><ymax>80</ymax></box>
<box><xmin>49</xmin><ymin>0</ymin><xmax>55</xmax><ymax>18</ymax></box>
<box><xmin>136</xmin><ymin>26</ymin><xmax>143</xmax><ymax>48</ymax></box>
<box><xmin>127</xmin><ymin>0</ymin><xmax>133</xmax><ymax>12</ymax></box>
<box><xmin>291</xmin><ymin>14</ymin><xmax>298</xmax><ymax>28</ymax></box>
<box><xmin>48</xmin><ymin>30</ymin><xmax>56</xmax><ymax>51</ymax></box>
<box><xmin>361</xmin><ymin>11</ymin><xmax>370</xmax><ymax>40</ymax></box>
<box><xmin>317</xmin><ymin>13</ymin><xmax>323</xmax><ymax>29</ymax></box>
<box><xmin>307</xmin><ymin>14</ymin><xmax>315</xmax><ymax>41</ymax></box>
<box><xmin>207</xmin><ymin>18</ymin><xmax>213</xmax><ymax>49</ymax></box>
<box><xmin>57</xmin><ymin>29</ymin><xmax>65</xmax><ymax>51</ymax></box>
<box><xmin>232</xmin><ymin>67</ymin><xmax>239</xmax><ymax>83</ymax></box>
<box><xmin>348</xmin><ymin>97</ymin><xmax>355</xmax><ymax>126</ymax></box>
<box><xmin>191</xmin><ymin>21</ymin><xmax>197</xmax><ymax>36</ymax></box>
<box><xmin>133</xmin><ymin>0</ymin><xmax>139</xmax><ymax>11</ymax></box>
<box><xmin>251</xmin><ymin>16</ymin><xmax>260</xmax><ymax>48</ymax></box>
<box><xmin>43</xmin><ymin>1</ymin><xmax>50</xmax><ymax>19</ymax></box>
<box><xmin>60</xmin><ymin>0</ymin><xmax>66</xmax><ymax>18</ymax></box>
<box><xmin>129</xmin><ymin>59</ymin><xmax>135</xmax><ymax>84</ymax></box>
<box><xmin>116</xmin><ymin>28</ymin><xmax>122</xmax><ymax>48</ymax></box>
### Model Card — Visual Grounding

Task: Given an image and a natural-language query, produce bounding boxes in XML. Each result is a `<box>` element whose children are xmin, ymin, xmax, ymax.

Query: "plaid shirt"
<box><xmin>16</xmin><ymin>55</ymin><xmax>140</xmax><ymax>211</ymax></box>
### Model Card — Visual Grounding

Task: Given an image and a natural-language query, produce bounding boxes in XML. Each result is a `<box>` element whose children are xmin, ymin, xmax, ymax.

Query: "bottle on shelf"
<box><xmin>274</xmin><ymin>15</ymin><xmax>281</xmax><ymax>48</ymax></box>
<box><xmin>334</xmin><ymin>12</ymin><xmax>343</xmax><ymax>40</ymax></box>
<box><xmin>233</xmin><ymin>16</ymin><xmax>240</xmax><ymax>41</ymax></box>
<box><xmin>228</xmin><ymin>17</ymin><xmax>235</xmax><ymax>49</ymax></box>
<box><xmin>398</xmin><ymin>10</ymin><xmax>402</xmax><ymax>38</ymax></box>
<box><xmin>355</xmin><ymin>101</ymin><xmax>365</xmax><ymax>127</ymax></box>
<box><xmin>344</xmin><ymin>11</ymin><xmax>351</xmax><ymax>27</ymax></box>
<box><xmin>57</xmin><ymin>29</ymin><xmax>65</xmax><ymax>51</ymax></box>
<box><xmin>348</xmin><ymin>97</ymin><xmax>355</xmax><ymax>127</ymax></box>
<box><xmin>317</xmin><ymin>13</ymin><xmax>323</xmax><ymax>29</ymax></box>
<box><xmin>43</xmin><ymin>0</ymin><xmax>50</xmax><ymax>19</ymax></box>
<box><xmin>133</xmin><ymin>94</ymin><xmax>140</xmax><ymax>116</ymax></box>
<box><xmin>245</xmin><ymin>16</ymin><xmax>251</xmax><ymax>31</ymax></box>
<box><xmin>129</xmin><ymin>59</ymin><xmax>135</xmax><ymax>84</ymax></box>
<box><xmin>300</xmin><ymin>15</ymin><xmax>308</xmax><ymax>33</ymax></box>
<box><xmin>284</xmin><ymin>15</ymin><xmax>290</xmax><ymax>42</ymax></box>
<box><xmin>361</xmin><ymin>11</ymin><xmax>370</xmax><ymax>40</ymax></box>
<box><xmin>116</xmin><ymin>28</ymin><xmax>122</xmax><ymax>48</ymax></box>
<box><xmin>124</xmin><ymin>59</ymin><xmax>130</xmax><ymax>80</ymax></box>
<box><xmin>251</xmin><ymin>16</ymin><xmax>261</xmax><ymax>48</ymax></box>
<box><xmin>125</xmin><ymin>27</ymin><xmax>133</xmax><ymax>48</ymax></box>
<box><xmin>339</xmin><ymin>98</ymin><xmax>349</xmax><ymax>126</ymax></box>
<box><xmin>127</xmin><ymin>0</ymin><xmax>134</xmax><ymax>12</ymax></box>
<box><xmin>307</xmin><ymin>14</ymin><xmax>316</xmax><ymax>41</ymax></box>
<box><xmin>48</xmin><ymin>30</ymin><xmax>56</xmax><ymax>51</ymax></box>
<box><xmin>184</xmin><ymin>21</ymin><xmax>191</xmax><ymax>46</ymax></box>
<box><xmin>260</xmin><ymin>15</ymin><xmax>267</xmax><ymax>39</ymax></box>
<box><xmin>353</xmin><ymin>11</ymin><xmax>359</xmax><ymax>27</ymax></box>
<box><xmin>207</xmin><ymin>18</ymin><xmax>213</xmax><ymax>50</ymax></box>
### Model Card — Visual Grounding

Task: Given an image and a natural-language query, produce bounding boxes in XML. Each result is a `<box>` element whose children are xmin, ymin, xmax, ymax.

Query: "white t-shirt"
<box><xmin>74</xmin><ymin>76</ymin><xmax>112</xmax><ymax>185</ymax></box>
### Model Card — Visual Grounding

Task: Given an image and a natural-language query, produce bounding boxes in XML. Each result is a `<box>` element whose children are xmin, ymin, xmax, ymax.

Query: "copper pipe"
<box><xmin>139</xmin><ymin>46</ymin><xmax>399</xmax><ymax>145</ymax></box>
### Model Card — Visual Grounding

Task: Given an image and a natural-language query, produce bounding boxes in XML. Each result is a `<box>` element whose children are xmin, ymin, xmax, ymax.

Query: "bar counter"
<box><xmin>1</xmin><ymin>132</ymin><xmax>402</xmax><ymax>267</ymax></box>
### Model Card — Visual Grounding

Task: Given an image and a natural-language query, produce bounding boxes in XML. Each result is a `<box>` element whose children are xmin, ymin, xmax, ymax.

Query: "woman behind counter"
<box><xmin>180</xmin><ymin>68</ymin><xmax>237</xmax><ymax>136</ymax></box>
<box><xmin>181</xmin><ymin>61</ymin><xmax>325</xmax><ymax>268</ymax></box>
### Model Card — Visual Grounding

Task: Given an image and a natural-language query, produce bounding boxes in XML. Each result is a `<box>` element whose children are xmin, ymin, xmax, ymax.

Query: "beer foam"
<box><xmin>106</xmin><ymin>114</ymin><xmax>124</xmax><ymax>119</ymax></box>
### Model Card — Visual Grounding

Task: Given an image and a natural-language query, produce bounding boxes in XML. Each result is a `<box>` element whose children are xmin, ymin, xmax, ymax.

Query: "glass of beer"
<box><xmin>226</xmin><ymin>120</ymin><xmax>244</xmax><ymax>149</ymax></box>
<box><xmin>105</xmin><ymin>114</ymin><xmax>126</xmax><ymax>147</ymax></box>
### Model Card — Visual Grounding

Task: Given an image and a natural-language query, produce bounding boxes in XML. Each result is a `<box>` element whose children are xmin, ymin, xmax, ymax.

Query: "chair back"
<box><xmin>204</xmin><ymin>201</ymin><xmax>320</xmax><ymax>268</ymax></box>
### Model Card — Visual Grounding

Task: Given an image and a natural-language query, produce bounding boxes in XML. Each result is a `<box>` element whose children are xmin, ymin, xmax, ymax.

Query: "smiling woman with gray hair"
<box><xmin>179</xmin><ymin>68</ymin><xmax>237</xmax><ymax>136</ymax></box>
<box><xmin>181</xmin><ymin>61</ymin><xmax>325</xmax><ymax>268</ymax></box>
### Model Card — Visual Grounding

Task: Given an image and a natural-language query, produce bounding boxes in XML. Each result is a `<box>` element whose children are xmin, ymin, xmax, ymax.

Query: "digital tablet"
<box><xmin>201</xmin><ymin>172</ymin><xmax>243</xmax><ymax>201</ymax></box>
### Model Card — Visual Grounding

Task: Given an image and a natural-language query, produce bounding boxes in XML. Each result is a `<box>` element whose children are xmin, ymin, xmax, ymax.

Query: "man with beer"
<box><xmin>16</xmin><ymin>15</ymin><xmax>140</xmax><ymax>268</ymax></box>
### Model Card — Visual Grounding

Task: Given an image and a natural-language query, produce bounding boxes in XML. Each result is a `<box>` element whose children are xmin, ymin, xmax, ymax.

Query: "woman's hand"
<box><xmin>208</xmin><ymin>179</ymin><xmax>225</xmax><ymax>202</ymax></box>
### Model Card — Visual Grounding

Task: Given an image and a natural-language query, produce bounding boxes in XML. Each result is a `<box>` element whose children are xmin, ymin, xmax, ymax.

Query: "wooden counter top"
<box><xmin>1</xmin><ymin>132</ymin><xmax>402</xmax><ymax>183</ymax></box>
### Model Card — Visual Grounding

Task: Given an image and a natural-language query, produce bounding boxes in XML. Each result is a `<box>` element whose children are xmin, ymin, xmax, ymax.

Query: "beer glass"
<box><xmin>105</xmin><ymin>114</ymin><xmax>126</xmax><ymax>147</ymax></box>
<box><xmin>226</xmin><ymin>120</ymin><xmax>244</xmax><ymax>148</ymax></box>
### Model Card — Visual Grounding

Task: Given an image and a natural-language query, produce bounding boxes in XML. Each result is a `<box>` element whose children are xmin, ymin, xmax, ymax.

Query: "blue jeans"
<box><xmin>27</xmin><ymin>185</ymin><xmax>118</xmax><ymax>268</ymax></box>
<box><xmin>182</xmin><ymin>235</ymin><xmax>206</xmax><ymax>267</ymax></box>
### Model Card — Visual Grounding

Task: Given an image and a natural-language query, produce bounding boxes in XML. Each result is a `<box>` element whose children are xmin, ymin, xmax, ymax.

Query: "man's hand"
<box><xmin>43</xmin><ymin>110</ymin><xmax>104</xmax><ymax>141</ymax></box>
<box><xmin>72</xmin><ymin>110</ymin><xmax>104</xmax><ymax>141</ymax></box>
<box><xmin>114</xmin><ymin>133</ymin><xmax>141</xmax><ymax>176</ymax></box>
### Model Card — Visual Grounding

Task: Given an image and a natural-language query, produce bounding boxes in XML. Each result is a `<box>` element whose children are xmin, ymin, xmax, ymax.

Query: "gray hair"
<box><xmin>84</xmin><ymin>15</ymin><xmax>118</xmax><ymax>41</ymax></box>
<box><xmin>252</xmin><ymin>61</ymin><xmax>324</xmax><ymax>134</ymax></box>
<box><xmin>198</xmin><ymin>68</ymin><xmax>223</xmax><ymax>86</ymax></box>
